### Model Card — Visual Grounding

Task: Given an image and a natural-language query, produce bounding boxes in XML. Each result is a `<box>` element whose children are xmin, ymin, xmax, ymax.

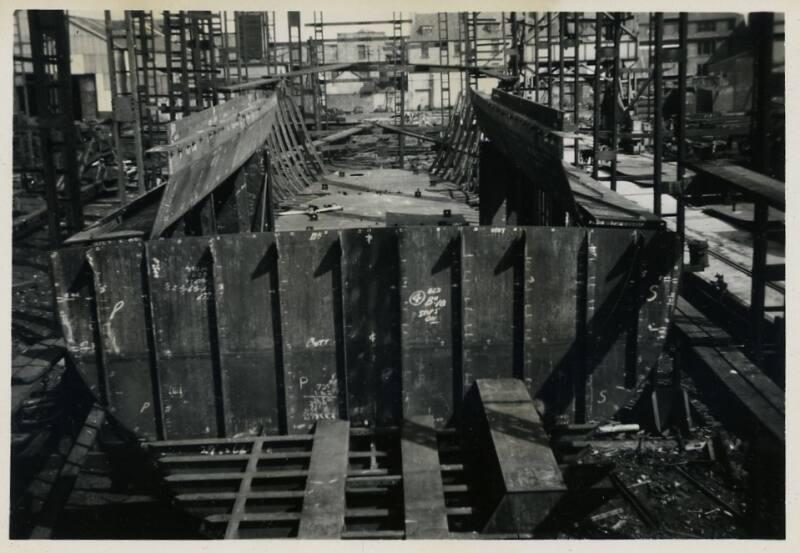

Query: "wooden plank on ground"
<box><xmin>674</xmin><ymin>299</ymin><xmax>733</xmax><ymax>346</ymax></box>
<box><xmin>87</xmin><ymin>239</ymin><xmax>158</xmax><ymax>439</ymax></box>
<box><xmin>689</xmin><ymin>346</ymin><xmax>784</xmax><ymax>443</ymax></box>
<box><xmin>461</xmin><ymin>227</ymin><xmax>525</xmax><ymax>388</ymax></box>
<box><xmin>146</xmin><ymin>237</ymin><xmax>219</xmax><ymax>439</ymax></box>
<box><xmin>673</xmin><ymin>298</ymin><xmax>784</xmax><ymax>418</ymax></box>
<box><xmin>401</xmin><ymin>415</ymin><xmax>449</xmax><ymax>538</ymax></box>
<box><xmin>713</xmin><ymin>346</ymin><xmax>785</xmax><ymax>416</ymax></box>
<box><xmin>523</xmin><ymin>227</ymin><xmax>585</xmax><ymax>417</ymax></box>
<box><xmin>50</xmin><ymin>247</ymin><xmax>104</xmax><ymax>402</ymax></box>
<box><xmin>278</xmin><ymin>230</ymin><xmax>345</xmax><ymax>433</ymax></box>
<box><xmin>340</xmin><ymin>228</ymin><xmax>401</xmax><ymax>427</ymax></box>
<box><xmin>399</xmin><ymin>227</ymin><xmax>461</xmax><ymax>426</ymax></box>
<box><xmin>210</xmin><ymin>233</ymin><xmax>281</xmax><ymax>436</ymax></box>
<box><xmin>298</xmin><ymin>420</ymin><xmax>350</xmax><ymax>538</ymax></box>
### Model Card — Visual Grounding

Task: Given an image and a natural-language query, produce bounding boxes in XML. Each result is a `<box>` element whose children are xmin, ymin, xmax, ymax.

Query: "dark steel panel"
<box><xmin>87</xmin><ymin>240</ymin><xmax>158</xmax><ymax>439</ymax></box>
<box><xmin>461</xmin><ymin>227</ymin><xmax>526</xmax><ymax>388</ymax></box>
<box><xmin>210</xmin><ymin>233</ymin><xmax>282</xmax><ymax>436</ymax></box>
<box><xmin>150</xmin><ymin>92</ymin><xmax>278</xmax><ymax>238</ymax></box>
<box><xmin>340</xmin><ymin>228</ymin><xmax>401</xmax><ymax>427</ymax></box>
<box><xmin>633</xmin><ymin>230</ymin><xmax>682</xmax><ymax>381</ymax></box>
<box><xmin>146</xmin><ymin>237</ymin><xmax>219</xmax><ymax>439</ymax></box>
<box><xmin>277</xmin><ymin>230</ymin><xmax>345</xmax><ymax>433</ymax></box>
<box><xmin>50</xmin><ymin>246</ymin><xmax>104</xmax><ymax>401</ymax></box>
<box><xmin>585</xmin><ymin>228</ymin><xmax>639</xmax><ymax>421</ymax></box>
<box><xmin>399</xmin><ymin>227</ymin><xmax>461</xmax><ymax>426</ymax></box>
<box><xmin>523</xmin><ymin>227</ymin><xmax>586</xmax><ymax>418</ymax></box>
<box><xmin>471</xmin><ymin>90</ymin><xmax>580</xmax><ymax>221</ymax></box>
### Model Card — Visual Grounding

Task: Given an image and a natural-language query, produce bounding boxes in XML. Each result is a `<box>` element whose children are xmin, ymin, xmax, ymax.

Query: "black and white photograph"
<box><xmin>5</xmin><ymin>1</ymin><xmax>789</xmax><ymax>542</ymax></box>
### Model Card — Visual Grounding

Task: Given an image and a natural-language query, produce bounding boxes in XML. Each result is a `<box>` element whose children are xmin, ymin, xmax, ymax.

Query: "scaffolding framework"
<box><xmin>27</xmin><ymin>10</ymin><xmax>83</xmax><ymax>245</ymax></box>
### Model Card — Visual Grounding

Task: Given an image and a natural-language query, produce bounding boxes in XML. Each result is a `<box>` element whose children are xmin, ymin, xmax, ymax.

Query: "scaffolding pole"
<box><xmin>124</xmin><ymin>11</ymin><xmax>146</xmax><ymax>194</ymax></box>
<box><xmin>592</xmin><ymin>12</ymin><xmax>601</xmax><ymax>180</ymax></box>
<box><xmin>28</xmin><ymin>10</ymin><xmax>83</xmax><ymax>245</ymax></box>
<box><xmin>653</xmin><ymin>12</ymin><xmax>663</xmax><ymax>216</ymax></box>
<box><xmin>104</xmin><ymin>10</ymin><xmax>126</xmax><ymax>205</ymax></box>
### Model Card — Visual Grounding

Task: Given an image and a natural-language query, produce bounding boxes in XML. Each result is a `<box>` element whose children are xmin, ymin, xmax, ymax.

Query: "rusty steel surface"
<box><xmin>51</xmin><ymin>226</ymin><xmax>680</xmax><ymax>441</ymax></box>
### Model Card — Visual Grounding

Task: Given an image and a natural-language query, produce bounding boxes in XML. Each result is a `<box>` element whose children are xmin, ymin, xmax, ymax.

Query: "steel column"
<box><xmin>125</xmin><ymin>11</ymin><xmax>146</xmax><ymax>194</ymax></box>
<box><xmin>104</xmin><ymin>11</ymin><xmax>127</xmax><ymax>205</ymax></box>
<box><xmin>533</xmin><ymin>12</ymin><xmax>539</xmax><ymax>101</ymax></box>
<box><xmin>751</xmin><ymin>12</ymin><xmax>774</xmax><ymax>176</ymax></box>
<box><xmin>573</xmin><ymin>12</ymin><xmax>580</xmax><ymax>166</ymax></box>
<box><xmin>610</xmin><ymin>13</ymin><xmax>621</xmax><ymax>192</ymax></box>
<box><xmin>546</xmin><ymin>13</ymin><xmax>552</xmax><ymax>107</ymax></box>
<box><xmin>676</xmin><ymin>13</ymin><xmax>688</xmax><ymax>244</ymax></box>
<box><xmin>653</xmin><ymin>13</ymin><xmax>663</xmax><ymax>215</ymax></box>
<box><xmin>592</xmin><ymin>13</ymin><xmax>601</xmax><ymax>180</ymax></box>
<box><xmin>28</xmin><ymin>10</ymin><xmax>83</xmax><ymax>245</ymax></box>
<box><xmin>749</xmin><ymin>12</ymin><xmax>775</xmax><ymax>365</ymax></box>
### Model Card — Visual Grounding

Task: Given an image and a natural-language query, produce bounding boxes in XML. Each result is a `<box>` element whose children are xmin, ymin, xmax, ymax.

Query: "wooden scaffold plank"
<box><xmin>401</xmin><ymin>415</ymin><xmax>449</xmax><ymax>538</ymax></box>
<box><xmin>298</xmin><ymin>420</ymin><xmax>350</xmax><ymax>538</ymax></box>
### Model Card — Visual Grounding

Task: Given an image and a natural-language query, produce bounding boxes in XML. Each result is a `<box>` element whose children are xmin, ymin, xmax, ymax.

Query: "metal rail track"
<box><xmin>706</xmin><ymin>248</ymin><xmax>785</xmax><ymax>296</ymax></box>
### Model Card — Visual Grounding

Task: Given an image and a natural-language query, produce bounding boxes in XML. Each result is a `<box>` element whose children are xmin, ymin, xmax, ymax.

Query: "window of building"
<box><xmin>419</xmin><ymin>25</ymin><xmax>433</xmax><ymax>35</ymax></box>
<box><xmin>697</xmin><ymin>63</ymin><xmax>709</xmax><ymax>76</ymax></box>
<box><xmin>698</xmin><ymin>40</ymin><xmax>716</xmax><ymax>55</ymax></box>
<box><xmin>421</xmin><ymin>44</ymin><xmax>430</xmax><ymax>59</ymax></box>
<box><xmin>454</xmin><ymin>42</ymin><xmax>461</xmax><ymax>56</ymax></box>
<box><xmin>357</xmin><ymin>44</ymin><xmax>368</xmax><ymax>60</ymax></box>
<box><xmin>697</xmin><ymin>20</ymin><xmax>716</xmax><ymax>32</ymax></box>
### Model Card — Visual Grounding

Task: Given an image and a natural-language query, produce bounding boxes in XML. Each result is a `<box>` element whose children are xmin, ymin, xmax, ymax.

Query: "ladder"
<box><xmin>466</xmin><ymin>12</ymin><xmax>478</xmax><ymax>90</ymax></box>
<box><xmin>313</xmin><ymin>11</ymin><xmax>327</xmax><ymax>112</ymax></box>
<box><xmin>266</xmin><ymin>11</ymin><xmax>277</xmax><ymax>74</ymax></box>
<box><xmin>219</xmin><ymin>11</ymin><xmax>247</xmax><ymax>89</ymax></box>
<box><xmin>391</xmin><ymin>13</ymin><xmax>404</xmax><ymax>122</ymax></box>
<box><xmin>187</xmin><ymin>11</ymin><xmax>221</xmax><ymax>109</ymax></box>
<box><xmin>13</xmin><ymin>11</ymin><xmax>35</xmax><ymax>175</ymax></box>
<box><xmin>129</xmin><ymin>11</ymin><xmax>164</xmax><ymax>148</ymax></box>
<box><xmin>437</xmin><ymin>13</ymin><xmax>451</xmax><ymax>123</ymax></box>
<box><xmin>391</xmin><ymin>13</ymin><xmax>405</xmax><ymax>166</ymax></box>
<box><xmin>163</xmin><ymin>11</ymin><xmax>191</xmax><ymax>118</ymax></box>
